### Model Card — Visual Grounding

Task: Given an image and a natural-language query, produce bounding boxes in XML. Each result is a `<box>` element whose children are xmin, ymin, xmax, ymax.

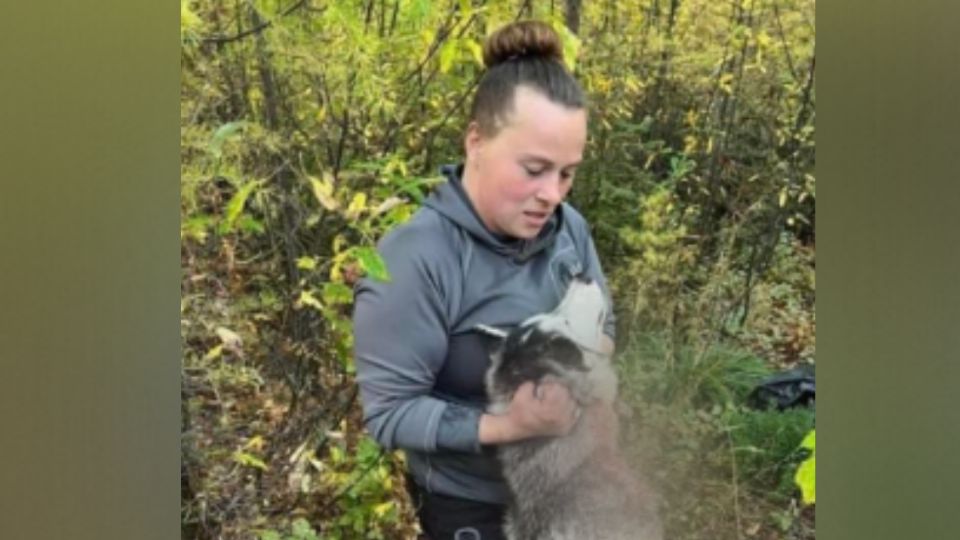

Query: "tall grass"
<box><xmin>616</xmin><ymin>331</ymin><xmax>815</xmax><ymax>539</ymax></box>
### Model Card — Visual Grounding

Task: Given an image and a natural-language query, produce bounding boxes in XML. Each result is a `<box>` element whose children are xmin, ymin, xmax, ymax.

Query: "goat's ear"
<box><xmin>572</xmin><ymin>271</ymin><xmax>593</xmax><ymax>285</ymax></box>
<box><xmin>473</xmin><ymin>324</ymin><xmax>507</xmax><ymax>358</ymax></box>
<box><xmin>474</xmin><ymin>324</ymin><xmax>508</xmax><ymax>340</ymax></box>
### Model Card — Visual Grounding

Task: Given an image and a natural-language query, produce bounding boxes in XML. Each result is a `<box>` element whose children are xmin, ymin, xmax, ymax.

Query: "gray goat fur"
<box><xmin>484</xmin><ymin>279</ymin><xmax>663</xmax><ymax>540</ymax></box>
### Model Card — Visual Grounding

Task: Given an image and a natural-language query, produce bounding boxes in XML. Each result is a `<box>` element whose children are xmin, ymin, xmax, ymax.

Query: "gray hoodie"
<box><xmin>352</xmin><ymin>164</ymin><xmax>615</xmax><ymax>504</ymax></box>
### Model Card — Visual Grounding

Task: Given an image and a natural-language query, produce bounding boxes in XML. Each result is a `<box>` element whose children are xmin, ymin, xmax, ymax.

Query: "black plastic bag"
<box><xmin>747</xmin><ymin>363</ymin><xmax>815</xmax><ymax>410</ymax></box>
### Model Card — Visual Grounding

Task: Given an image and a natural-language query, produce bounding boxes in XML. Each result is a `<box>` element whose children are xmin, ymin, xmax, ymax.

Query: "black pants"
<box><xmin>405</xmin><ymin>475</ymin><xmax>507</xmax><ymax>540</ymax></box>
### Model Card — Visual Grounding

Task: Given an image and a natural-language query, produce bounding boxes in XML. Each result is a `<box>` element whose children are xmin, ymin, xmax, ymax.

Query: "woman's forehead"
<box><xmin>495</xmin><ymin>96</ymin><xmax>586</xmax><ymax>161</ymax></box>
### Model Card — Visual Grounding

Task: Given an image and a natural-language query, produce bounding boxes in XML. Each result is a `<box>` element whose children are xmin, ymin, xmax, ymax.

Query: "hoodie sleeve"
<box><xmin>352</xmin><ymin>219</ymin><xmax>483</xmax><ymax>454</ymax></box>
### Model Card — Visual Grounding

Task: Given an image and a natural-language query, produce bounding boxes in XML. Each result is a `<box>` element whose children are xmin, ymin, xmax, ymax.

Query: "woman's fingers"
<box><xmin>509</xmin><ymin>380</ymin><xmax>584</xmax><ymax>437</ymax></box>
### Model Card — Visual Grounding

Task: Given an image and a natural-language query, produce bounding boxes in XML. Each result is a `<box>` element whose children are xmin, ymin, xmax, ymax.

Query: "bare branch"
<box><xmin>202</xmin><ymin>0</ymin><xmax>313</xmax><ymax>45</ymax></box>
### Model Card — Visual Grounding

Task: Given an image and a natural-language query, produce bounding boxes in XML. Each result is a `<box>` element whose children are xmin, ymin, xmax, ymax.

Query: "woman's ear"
<box><xmin>464</xmin><ymin>121</ymin><xmax>483</xmax><ymax>162</ymax></box>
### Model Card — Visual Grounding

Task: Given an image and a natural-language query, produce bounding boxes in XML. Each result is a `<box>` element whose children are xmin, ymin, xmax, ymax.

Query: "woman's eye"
<box><xmin>524</xmin><ymin>167</ymin><xmax>546</xmax><ymax>177</ymax></box>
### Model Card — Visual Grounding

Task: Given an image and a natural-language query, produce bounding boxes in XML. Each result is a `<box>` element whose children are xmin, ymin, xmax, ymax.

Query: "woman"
<box><xmin>352</xmin><ymin>20</ymin><xmax>616</xmax><ymax>540</ymax></box>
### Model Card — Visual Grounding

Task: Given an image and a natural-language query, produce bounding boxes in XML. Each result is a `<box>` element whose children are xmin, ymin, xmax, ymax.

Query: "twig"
<box><xmin>771</xmin><ymin>1</ymin><xmax>800</xmax><ymax>84</ymax></box>
<box><xmin>202</xmin><ymin>0</ymin><xmax>312</xmax><ymax>44</ymax></box>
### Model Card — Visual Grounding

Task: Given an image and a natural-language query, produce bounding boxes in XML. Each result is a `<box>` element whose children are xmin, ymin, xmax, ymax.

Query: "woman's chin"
<box><xmin>505</xmin><ymin>224</ymin><xmax>540</xmax><ymax>240</ymax></box>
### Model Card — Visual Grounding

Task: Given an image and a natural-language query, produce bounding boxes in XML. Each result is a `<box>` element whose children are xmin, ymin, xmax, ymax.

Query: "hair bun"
<box><xmin>482</xmin><ymin>20</ymin><xmax>565</xmax><ymax>68</ymax></box>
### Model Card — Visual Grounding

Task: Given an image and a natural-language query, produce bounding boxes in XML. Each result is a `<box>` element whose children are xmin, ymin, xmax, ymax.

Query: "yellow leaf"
<box><xmin>719</xmin><ymin>73</ymin><xmax>734</xmax><ymax>95</ymax></box>
<box><xmin>233</xmin><ymin>451</ymin><xmax>269</xmax><ymax>471</ymax></box>
<box><xmin>779</xmin><ymin>188</ymin><xmax>789</xmax><ymax>208</ymax></box>
<box><xmin>373</xmin><ymin>501</ymin><xmax>394</xmax><ymax>517</ymax></box>
<box><xmin>332</xmin><ymin>234</ymin><xmax>347</xmax><ymax>254</ymax></box>
<box><xmin>329</xmin><ymin>250</ymin><xmax>349</xmax><ymax>282</ymax></box>
<box><xmin>215</xmin><ymin>327</ymin><xmax>242</xmax><ymax>350</ymax></box>
<box><xmin>309</xmin><ymin>174</ymin><xmax>339</xmax><ymax>211</ymax></box>
<box><xmin>644</xmin><ymin>154</ymin><xmax>657</xmax><ymax>170</ymax></box>
<box><xmin>756</xmin><ymin>31</ymin><xmax>773</xmax><ymax>49</ymax></box>
<box><xmin>203</xmin><ymin>344</ymin><xmax>223</xmax><ymax>361</ymax></box>
<box><xmin>795</xmin><ymin>430</ymin><xmax>816</xmax><ymax>504</ymax></box>
<box><xmin>296</xmin><ymin>256</ymin><xmax>318</xmax><ymax>270</ymax></box>
<box><xmin>372</xmin><ymin>197</ymin><xmax>404</xmax><ymax>217</ymax></box>
<box><xmin>245</xmin><ymin>435</ymin><xmax>265</xmax><ymax>451</ymax></box>
<box><xmin>180</xmin><ymin>0</ymin><xmax>203</xmax><ymax>36</ymax></box>
<box><xmin>346</xmin><ymin>192</ymin><xmax>368</xmax><ymax>220</ymax></box>
<box><xmin>295</xmin><ymin>290</ymin><xmax>324</xmax><ymax>311</ymax></box>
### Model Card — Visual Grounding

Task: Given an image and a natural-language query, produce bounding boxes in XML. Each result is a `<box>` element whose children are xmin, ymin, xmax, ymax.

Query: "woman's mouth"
<box><xmin>523</xmin><ymin>210</ymin><xmax>549</xmax><ymax>226</ymax></box>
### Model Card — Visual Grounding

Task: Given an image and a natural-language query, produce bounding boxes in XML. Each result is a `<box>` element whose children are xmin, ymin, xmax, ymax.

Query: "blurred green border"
<box><xmin>1</xmin><ymin>1</ymin><xmax>959</xmax><ymax>538</ymax></box>
<box><xmin>0</xmin><ymin>2</ymin><xmax>178</xmax><ymax>539</ymax></box>
<box><xmin>819</xmin><ymin>1</ymin><xmax>960</xmax><ymax>538</ymax></box>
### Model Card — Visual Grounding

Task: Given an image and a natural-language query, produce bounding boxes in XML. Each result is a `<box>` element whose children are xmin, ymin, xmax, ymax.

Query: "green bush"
<box><xmin>725</xmin><ymin>407</ymin><xmax>815</xmax><ymax>499</ymax></box>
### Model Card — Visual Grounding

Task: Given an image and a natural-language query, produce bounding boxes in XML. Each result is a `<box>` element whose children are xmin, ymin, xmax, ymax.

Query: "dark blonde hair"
<box><xmin>469</xmin><ymin>20</ymin><xmax>585</xmax><ymax>136</ymax></box>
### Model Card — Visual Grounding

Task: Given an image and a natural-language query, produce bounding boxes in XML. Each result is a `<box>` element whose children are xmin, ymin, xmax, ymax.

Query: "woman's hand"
<box><xmin>479</xmin><ymin>381</ymin><xmax>580</xmax><ymax>444</ymax></box>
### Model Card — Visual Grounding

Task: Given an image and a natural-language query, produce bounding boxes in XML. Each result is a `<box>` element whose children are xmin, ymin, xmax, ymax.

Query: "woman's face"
<box><xmin>463</xmin><ymin>86</ymin><xmax>587</xmax><ymax>240</ymax></box>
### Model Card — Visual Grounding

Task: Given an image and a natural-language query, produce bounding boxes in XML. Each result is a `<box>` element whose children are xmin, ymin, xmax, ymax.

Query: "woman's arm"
<box><xmin>354</xmin><ymin>222</ymin><xmax>485</xmax><ymax>454</ymax></box>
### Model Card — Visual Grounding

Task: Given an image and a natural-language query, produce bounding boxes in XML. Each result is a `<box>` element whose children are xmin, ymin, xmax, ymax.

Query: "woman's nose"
<box><xmin>536</xmin><ymin>174</ymin><xmax>564</xmax><ymax>205</ymax></box>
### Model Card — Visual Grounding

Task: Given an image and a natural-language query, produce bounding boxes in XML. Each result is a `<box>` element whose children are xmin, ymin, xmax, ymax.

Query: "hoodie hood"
<box><xmin>423</xmin><ymin>164</ymin><xmax>563</xmax><ymax>263</ymax></box>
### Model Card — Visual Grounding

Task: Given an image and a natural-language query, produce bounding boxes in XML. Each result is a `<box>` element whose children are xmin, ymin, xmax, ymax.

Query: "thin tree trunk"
<box><xmin>565</xmin><ymin>0</ymin><xmax>582</xmax><ymax>34</ymax></box>
<box><xmin>389</xmin><ymin>0</ymin><xmax>400</xmax><ymax>35</ymax></box>
<box><xmin>251</xmin><ymin>7</ymin><xmax>280</xmax><ymax>130</ymax></box>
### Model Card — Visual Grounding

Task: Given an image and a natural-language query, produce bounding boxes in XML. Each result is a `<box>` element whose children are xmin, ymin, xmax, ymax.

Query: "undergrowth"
<box><xmin>617</xmin><ymin>331</ymin><xmax>815</xmax><ymax>539</ymax></box>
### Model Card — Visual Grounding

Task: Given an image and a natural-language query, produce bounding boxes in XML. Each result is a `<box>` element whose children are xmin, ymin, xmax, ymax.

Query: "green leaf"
<box><xmin>209</xmin><ymin>121</ymin><xmax>247</xmax><ymax>159</ymax></box>
<box><xmin>464</xmin><ymin>38</ymin><xmax>484</xmax><ymax>67</ymax></box>
<box><xmin>291</xmin><ymin>518</ymin><xmax>318</xmax><ymax>540</ymax></box>
<box><xmin>182</xmin><ymin>215</ymin><xmax>214</xmax><ymax>242</ymax></box>
<box><xmin>800</xmin><ymin>429</ymin><xmax>816</xmax><ymax>450</ymax></box>
<box><xmin>322</xmin><ymin>282</ymin><xmax>354</xmax><ymax>306</ymax></box>
<box><xmin>355</xmin><ymin>247</ymin><xmax>390</xmax><ymax>282</ymax></box>
<box><xmin>236</xmin><ymin>215</ymin><xmax>264</xmax><ymax>234</ymax></box>
<box><xmin>233</xmin><ymin>451</ymin><xmax>269</xmax><ymax>471</ymax></box>
<box><xmin>296</xmin><ymin>256</ymin><xmax>318</xmax><ymax>271</ymax></box>
<box><xmin>222</xmin><ymin>180</ymin><xmax>262</xmax><ymax>233</ymax></box>
<box><xmin>439</xmin><ymin>39</ymin><xmax>458</xmax><ymax>74</ymax></box>
<box><xmin>180</xmin><ymin>0</ymin><xmax>204</xmax><ymax>41</ymax></box>
<box><xmin>556</xmin><ymin>23</ymin><xmax>582</xmax><ymax>71</ymax></box>
<box><xmin>408</xmin><ymin>0</ymin><xmax>431</xmax><ymax>27</ymax></box>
